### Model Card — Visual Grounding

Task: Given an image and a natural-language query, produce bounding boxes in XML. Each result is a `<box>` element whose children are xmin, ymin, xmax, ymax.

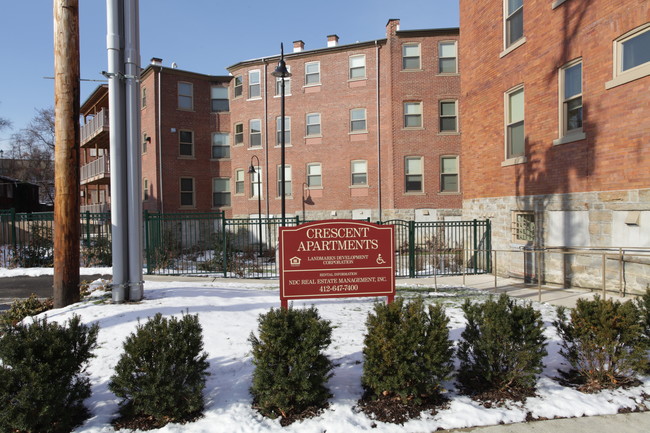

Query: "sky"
<box><xmin>0</xmin><ymin>0</ymin><xmax>459</xmax><ymax>150</ymax></box>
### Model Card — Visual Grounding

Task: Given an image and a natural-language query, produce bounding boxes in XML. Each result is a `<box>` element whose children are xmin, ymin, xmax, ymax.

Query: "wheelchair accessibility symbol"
<box><xmin>376</xmin><ymin>254</ymin><xmax>386</xmax><ymax>264</ymax></box>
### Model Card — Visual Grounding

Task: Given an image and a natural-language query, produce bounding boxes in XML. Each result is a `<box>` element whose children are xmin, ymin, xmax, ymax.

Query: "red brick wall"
<box><xmin>460</xmin><ymin>0</ymin><xmax>650</xmax><ymax>200</ymax></box>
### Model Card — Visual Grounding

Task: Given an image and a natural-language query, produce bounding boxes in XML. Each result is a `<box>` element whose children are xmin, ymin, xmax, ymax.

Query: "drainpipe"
<box><xmin>375</xmin><ymin>40</ymin><xmax>382</xmax><ymax>221</ymax></box>
<box><xmin>263</xmin><ymin>60</ymin><xmax>270</xmax><ymax>218</ymax></box>
<box><xmin>157</xmin><ymin>66</ymin><xmax>164</xmax><ymax>212</ymax></box>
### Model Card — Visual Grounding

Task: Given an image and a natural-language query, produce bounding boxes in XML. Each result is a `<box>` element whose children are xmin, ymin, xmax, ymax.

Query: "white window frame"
<box><xmin>233</xmin><ymin>75</ymin><xmax>243</xmax><ymax>98</ymax></box>
<box><xmin>306</xmin><ymin>113</ymin><xmax>321</xmax><ymax>137</ymax></box>
<box><xmin>211</xmin><ymin>132</ymin><xmax>230</xmax><ymax>159</ymax></box>
<box><xmin>211</xmin><ymin>86</ymin><xmax>229</xmax><ymax>112</ymax></box>
<box><xmin>277</xmin><ymin>165</ymin><xmax>292</xmax><ymax>197</ymax></box>
<box><xmin>177</xmin><ymin>81</ymin><xmax>193</xmax><ymax>110</ymax></box>
<box><xmin>405</xmin><ymin>156</ymin><xmax>423</xmax><ymax>193</ymax></box>
<box><xmin>402</xmin><ymin>43</ymin><xmax>421</xmax><ymax>70</ymax></box>
<box><xmin>234</xmin><ymin>122</ymin><xmax>244</xmax><ymax>146</ymax></box>
<box><xmin>248</xmin><ymin>70</ymin><xmax>261</xmax><ymax>99</ymax></box>
<box><xmin>178</xmin><ymin>129</ymin><xmax>194</xmax><ymax>157</ymax></box>
<box><xmin>179</xmin><ymin>177</ymin><xmax>195</xmax><ymax>208</ymax></box>
<box><xmin>141</xmin><ymin>87</ymin><xmax>147</xmax><ymax>108</ymax></box>
<box><xmin>235</xmin><ymin>169</ymin><xmax>245</xmax><ymax>195</ymax></box>
<box><xmin>439</xmin><ymin>100</ymin><xmax>458</xmax><ymax>133</ymax></box>
<box><xmin>438</xmin><ymin>41</ymin><xmax>458</xmax><ymax>74</ymax></box>
<box><xmin>504</xmin><ymin>0</ymin><xmax>524</xmax><ymax>50</ymax></box>
<box><xmin>250</xmin><ymin>166</ymin><xmax>263</xmax><ymax>198</ymax></box>
<box><xmin>404</xmin><ymin>102</ymin><xmax>422</xmax><ymax>128</ymax></box>
<box><xmin>349</xmin><ymin>55</ymin><xmax>366</xmax><ymax>80</ymax></box>
<box><xmin>554</xmin><ymin>59</ymin><xmax>585</xmax><ymax>145</ymax></box>
<box><xmin>276</xmin><ymin>116</ymin><xmax>291</xmax><ymax>146</ymax></box>
<box><xmin>504</xmin><ymin>85</ymin><xmax>526</xmax><ymax>164</ymax></box>
<box><xmin>351</xmin><ymin>160</ymin><xmax>368</xmax><ymax>186</ymax></box>
<box><xmin>249</xmin><ymin>119</ymin><xmax>262</xmax><ymax>148</ymax></box>
<box><xmin>440</xmin><ymin>156</ymin><xmax>459</xmax><ymax>193</ymax></box>
<box><xmin>212</xmin><ymin>178</ymin><xmax>231</xmax><ymax>207</ymax></box>
<box><xmin>350</xmin><ymin>108</ymin><xmax>367</xmax><ymax>133</ymax></box>
<box><xmin>305</xmin><ymin>61</ymin><xmax>321</xmax><ymax>86</ymax></box>
<box><xmin>606</xmin><ymin>23</ymin><xmax>650</xmax><ymax>89</ymax></box>
<box><xmin>307</xmin><ymin>163</ymin><xmax>322</xmax><ymax>188</ymax></box>
<box><xmin>143</xmin><ymin>178</ymin><xmax>149</xmax><ymax>200</ymax></box>
<box><xmin>275</xmin><ymin>66</ymin><xmax>292</xmax><ymax>96</ymax></box>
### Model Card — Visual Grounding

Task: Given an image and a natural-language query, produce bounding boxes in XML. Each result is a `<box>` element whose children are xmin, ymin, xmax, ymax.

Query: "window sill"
<box><xmin>404</xmin><ymin>191</ymin><xmax>425</xmax><ymax>195</ymax></box>
<box><xmin>436</xmin><ymin>72</ymin><xmax>459</xmax><ymax>77</ymax></box>
<box><xmin>438</xmin><ymin>131</ymin><xmax>459</xmax><ymax>136</ymax></box>
<box><xmin>605</xmin><ymin>64</ymin><xmax>650</xmax><ymax>89</ymax></box>
<box><xmin>439</xmin><ymin>191</ymin><xmax>461</xmax><ymax>195</ymax></box>
<box><xmin>246</xmin><ymin>97</ymin><xmax>262</xmax><ymax>102</ymax></box>
<box><xmin>349</xmin><ymin>185</ymin><xmax>369</xmax><ymax>189</ymax></box>
<box><xmin>500</xmin><ymin>37</ymin><xmax>527</xmax><ymax>58</ymax></box>
<box><xmin>248</xmin><ymin>146</ymin><xmax>263</xmax><ymax>150</ymax></box>
<box><xmin>177</xmin><ymin>156</ymin><xmax>195</xmax><ymax>160</ymax></box>
<box><xmin>273</xmin><ymin>93</ymin><xmax>292</xmax><ymax>98</ymax></box>
<box><xmin>348</xmin><ymin>77</ymin><xmax>367</xmax><ymax>82</ymax></box>
<box><xmin>210</xmin><ymin>157</ymin><xmax>231</xmax><ymax>161</ymax></box>
<box><xmin>553</xmin><ymin>131</ymin><xmax>586</xmax><ymax>146</ymax></box>
<box><xmin>551</xmin><ymin>0</ymin><xmax>567</xmax><ymax>9</ymax></box>
<box><xmin>401</xmin><ymin>68</ymin><xmax>423</xmax><ymax>72</ymax></box>
<box><xmin>349</xmin><ymin>131</ymin><xmax>368</xmax><ymax>135</ymax></box>
<box><xmin>303</xmin><ymin>84</ymin><xmax>321</xmax><ymax>88</ymax></box>
<box><xmin>402</xmin><ymin>126</ymin><xmax>424</xmax><ymax>131</ymax></box>
<box><xmin>501</xmin><ymin>156</ymin><xmax>527</xmax><ymax>167</ymax></box>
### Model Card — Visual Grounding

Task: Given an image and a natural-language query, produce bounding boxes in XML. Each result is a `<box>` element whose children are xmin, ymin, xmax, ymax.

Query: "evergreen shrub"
<box><xmin>109</xmin><ymin>313</ymin><xmax>210</xmax><ymax>427</ymax></box>
<box><xmin>555</xmin><ymin>296</ymin><xmax>649</xmax><ymax>391</ymax></box>
<box><xmin>0</xmin><ymin>315</ymin><xmax>99</xmax><ymax>433</ymax></box>
<box><xmin>249</xmin><ymin>305</ymin><xmax>333</xmax><ymax>421</ymax></box>
<box><xmin>361</xmin><ymin>297</ymin><xmax>454</xmax><ymax>403</ymax></box>
<box><xmin>457</xmin><ymin>294</ymin><xmax>547</xmax><ymax>399</ymax></box>
<box><xmin>0</xmin><ymin>294</ymin><xmax>53</xmax><ymax>329</ymax></box>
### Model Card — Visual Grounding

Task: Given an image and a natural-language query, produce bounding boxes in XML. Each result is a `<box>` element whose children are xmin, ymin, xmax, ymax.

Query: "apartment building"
<box><xmin>459</xmin><ymin>0</ymin><xmax>650</xmax><ymax>287</ymax></box>
<box><xmin>228</xmin><ymin>19</ymin><xmax>461</xmax><ymax>221</ymax></box>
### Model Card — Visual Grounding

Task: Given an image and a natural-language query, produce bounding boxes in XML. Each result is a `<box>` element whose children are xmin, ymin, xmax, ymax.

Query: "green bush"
<box><xmin>249</xmin><ymin>305</ymin><xmax>333</xmax><ymax>421</ymax></box>
<box><xmin>0</xmin><ymin>294</ymin><xmax>53</xmax><ymax>330</ymax></box>
<box><xmin>0</xmin><ymin>315</ymin><xmax>99</xmax><ymax>433</ymax></box>
<box><xmin>10</xmin><ymin>222</ymin><xmax>54</xmax><ymax>268</ymax></box>
<box><xmin>109</xmin><ymin>313</ymin><xmax>210</xmax><ymax>427</ymax></box>
<box><xmin>361</xmin><ymin>297</ymin><xmax>454</xmax><ymax>404</ymax></box>
<box><xmin>457</xmin><ymin>294</ymin><xmax>547</xmax><ymax>399</ymax></box>
<box><xmin>637</xmin><ymin>288</ymin><xmax>650</xmax><ymax>342</ymax></box>
<box><xmin>555</xmin><ymin>296</ymin><xmax>649</xmax><ymax>391</ymax></box>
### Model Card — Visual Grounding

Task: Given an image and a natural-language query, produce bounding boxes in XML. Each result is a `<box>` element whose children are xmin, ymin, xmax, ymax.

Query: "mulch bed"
<box><xmin>356</xmin><ymin>392</ymin><xmax>449</xmax><ymax>425</ymax></box>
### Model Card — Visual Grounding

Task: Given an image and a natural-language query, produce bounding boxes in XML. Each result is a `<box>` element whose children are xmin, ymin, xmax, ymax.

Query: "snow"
<box><xmin>3</xmin><ymin>269</ymin><xmax>650</xmax><ymax>433</ymax></box>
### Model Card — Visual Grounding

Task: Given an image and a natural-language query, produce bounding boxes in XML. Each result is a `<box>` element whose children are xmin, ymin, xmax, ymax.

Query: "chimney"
<box><xmin>386</xmin><ymin>19</ymin><xmax>400</xmax><ymax>37</ymax></box>
<box><xmin>150</xmin><ymin>57</ymin><xmax>163</xmax><ymax>66</ymax></box>
<box><xmin>327</xmin><ymin>34</ymin><xmax>339</xmax><ymax>47</ymax></box>
<box><xmin>293</xmin><ymin>40</ymin><xmax>304</xmax><ymax>53</ymax></box>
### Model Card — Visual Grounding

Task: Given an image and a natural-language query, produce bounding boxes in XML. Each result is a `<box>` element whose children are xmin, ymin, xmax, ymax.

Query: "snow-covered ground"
<box><xmin>4</xmin><ymin>269</ymin><xmax>650</xmax><ymax>433</ymax></box>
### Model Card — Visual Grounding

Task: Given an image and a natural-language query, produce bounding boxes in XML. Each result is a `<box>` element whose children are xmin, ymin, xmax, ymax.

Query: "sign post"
<box><xmin>279</xmin><ymin>220</ymin><xmax>395</xmax><ymax>308</ymax></box>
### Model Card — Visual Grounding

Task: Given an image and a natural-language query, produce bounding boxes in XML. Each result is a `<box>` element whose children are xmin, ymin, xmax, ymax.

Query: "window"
<box><xmin>180</xmin><ymin>178</ymin><xmax>194</xmax><ymax>207</ymax></box>
<box><xmin>277</xmin><ymin>165</ymin><xmax>292</xmax><ymax>197</ymax></box>
<box><xmin>248</xmin><ymin>70</ymin><xmax>261</xmax><ymax>99</ymax></box>
<box><xmin>234</xmin><ymin>123</ymin><xmax>244</xmax><ymax>146</ymax></box>
<box><xmin>275</xmin><ymin>66</ymin><xmax>291</xmax><ymax>95</ymax></box>
<box><xmin>142</xmin><ymin>132</ymin><xmax>149</xmax><ymax>154</ymax></box>
<box><xmin>305</xmin><ymin>61</ymin><xmax>320</xmax><ymax>85</ymax></box>
<box><xmin>212</xmin><ymin>133</ymin><xmax>230</xmax><ymax>159</ymax></box>
<box><xmin>349</xmin><ymin>55</ymin><xmax>366</xmax><ymax>79</ymax></box>
<box><xmin>438</xmin><ymin>41</ymin><xmax>457</xmax><ymax>74</ymax></box>
<box><xmin>249</xmin><ymin>119</ymin><xmax>261</xmax><ymax>148</ymax></box>
<box><xmin>439</xmin><ymin>100</ymin><xmax>458</xmax><ymax>132</ymax></box>
<box><xmin>250</xmin><ymin>166</ymin><xmax>262</xmax><ymax>197</ymax></box>
<box><xmin>513</xmin><ymin>211</ymin><xmax>535</xmax><ymax>243</ymax></box>
<box><xmin>351</xmin><ymin>160</ymin><xmax>367</xmax><ymax>186</ymax></box>
<box><xmin>178</xmin><ymin>82</ymin><xmax>193</xmax><ymax>110</ymax></box>
<box><xmin>213</xmin><ymin>178</ymin><xmax>231</xmax><ymax>207</ymax></box>
<box><xmin>440</xmin><ymin>156</ymin><xmax>459</xmax><ymax>192</ymax></box>
<box><xmin>235</xmin><ymin>169</ymin><xmax>245</xmax><ymax>195</ymax></box>
<box><xmin>306</xmin><ymin>113</ymin><xmax>321</xmax><ymax>136</ymax></box>
<box><xmin>141</xmin><ymin>87</ymin><xmax>147</xmax><ymax>108</ymax></box>
<box><xmin>506</xmin><ymin>86</ymin><xmax>525</xmax><ymax>159</ymax></box>
<box><xmin>405</xmin><ymin>157</ymin><xmax>423</xmax><ymax>192</ymax></box>
<box><xmin>307</xmin><ymin>163</ymin><xmax>322</xmax><ymax>187</ymax></box>
<box><xmin>350</xmin><ymin>108</ymin><xmax>367</xmax><ymax>132</ymax></box>
<box><xmin>404</xmin><ymin>102</ymin><xmax>422</xmax><ymax>128</ymax></box>
<box><xmin>211</xmin><ymin>86</ymin><xmax>229</xmax><ymax>112</ymax></box>
<box><xmin>143</xmin><ymin>178</ymin><xmax>149</xmax><ymax>200</ymax></box>
<box><xmin>402</xmin><ymin>43</ymin><xmax>421</xmax><ymax>69</ymax></box>
<box><xmin>607</xmin><ymin>23</ymin><xmax>650</xmax><ymax>89</ymax></box>
<box><xmin>234</xmin><ymin>75</ymin><xmax>243</xmax><ymax>98</ymax></box>
<box><xmin>276</xmin><ymin>116</ymin><xmax>291</xmax><ymax>146</ymax></box>
<box><xmin>179</xmin><ymin>130</ymin><xmax>194</xmax><ymax>157</ymax></box>
<box><xmin>505</xmin><ymin>0</ymin><xmax>524</xmax><ymax>48</ymax></box>
<box><xmin>560</xmin><ymin>60</ymin><xmax>583</xmax><ymax>137</ymax></box>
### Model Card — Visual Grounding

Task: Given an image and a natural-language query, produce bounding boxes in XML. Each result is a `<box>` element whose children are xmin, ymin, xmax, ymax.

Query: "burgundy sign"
<box><xmin>279</xmin><ymin>220</ymin><xmax>395</xmax><ymax>308</ymax></box>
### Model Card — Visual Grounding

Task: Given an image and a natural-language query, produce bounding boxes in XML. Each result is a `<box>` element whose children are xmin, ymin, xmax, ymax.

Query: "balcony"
<box><xmin>80</xmin><ymin>203</ymin><xmax>110</xmax><ymax>214</ymax></box>
<box><xmin>80</xmin><ymin>155</ymin><xmax>110</xmax><ymax>185</ymax></box>
<box><xmin>80</xmin><ymin>109</ymin><xmax>109</xmax><ymax>148</ymax></box>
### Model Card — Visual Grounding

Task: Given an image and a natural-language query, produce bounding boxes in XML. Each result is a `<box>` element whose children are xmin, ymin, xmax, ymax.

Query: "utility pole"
<box><xmin>53</xmin><ymin>0</ymin><xmax>80</xmax><ymax>308</ymax></box>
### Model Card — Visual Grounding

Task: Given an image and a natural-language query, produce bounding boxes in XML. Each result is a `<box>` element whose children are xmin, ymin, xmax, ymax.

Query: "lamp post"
<box><xmin>248</xmin><ymin>155</ymin><xmax>263</xmax><ymax>255</ymax></box>
<box><xmin>302</xmin><ymin>182</ymin><xmax>314</xmax><ymax>222</ymax></box>
<box><xmin>271</xmin><ymin>43</ymin><xmax>291</xmax><ymax>227</ymax></box>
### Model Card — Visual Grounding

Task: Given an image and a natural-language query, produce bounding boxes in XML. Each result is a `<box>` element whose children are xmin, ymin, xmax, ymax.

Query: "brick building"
<box><xmin>228</xmin><ymin>19</ymin><xmax>461</xmax><ymax>221</ymax></box>
<box><xmin>459</xmin><ymin>0</ymin><xmax>650</xmax><ymax>289</ymax></box>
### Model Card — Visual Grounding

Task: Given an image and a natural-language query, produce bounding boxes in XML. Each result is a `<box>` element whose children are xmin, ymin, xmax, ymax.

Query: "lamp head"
<box><xmin>271</xmin><ymin>43</ymin><xmax>292</xmax><ymax>78</ymax></box>
<box><xmin>248</xmin><ymin>165</ymin><xmax>256</xmax><ymax>174</ymax></box>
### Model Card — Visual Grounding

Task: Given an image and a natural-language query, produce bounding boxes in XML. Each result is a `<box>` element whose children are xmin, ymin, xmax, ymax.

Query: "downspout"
<box><xmin>263</xmin><ymin>60</ymin><xmax>270</xmax><ymax>218</ymax></box>
<box><xmin>157</xmin><ymin>66</ymin><xmax>164</xmax><ymax>213</ymax></box>
<box><xmin>375</xmin><ymin>40</ymin><xmax>382</xmax><ymax>221</ymax></box>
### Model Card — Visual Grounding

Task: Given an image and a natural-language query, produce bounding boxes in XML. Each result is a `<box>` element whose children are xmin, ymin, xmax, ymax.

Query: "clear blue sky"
<box><xmin>0</xmin><ymin>0</ymin><xmax>459</xmax><ymax>148</ymax></box>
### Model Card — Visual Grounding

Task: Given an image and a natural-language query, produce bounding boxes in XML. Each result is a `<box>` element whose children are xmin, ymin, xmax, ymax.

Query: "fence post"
<box><xmin>10</xmin><ymin>208</ymin><xmax>16</xmax><ymax>249</ymax></box>
<box><xmin>222</xmin><ymin>212</ymin><xmax>228</xmax><ymax>278</ymax></box>
<box><xmin>143</xmin><ymin>210</ymin><xmax>151</xmax><ymax>275</ymax></box>
<box><xmin>473</xmin><ymin>219</ymin><xmax>478</xmax><ymax>273</ymax></box>
<box><xmin>408</xmin><ymin>220</ymin><xmax>415</xmax><ymax>278</ymax></box>
<box><xmin>85</xmin><ymin>211</ymin><xmax>91</xmax><ymax>248</ymax></box>
<box><xmin>486</xmin><ymin>219</ymin><xmax>492</xmax><ymax>273</ymax></box>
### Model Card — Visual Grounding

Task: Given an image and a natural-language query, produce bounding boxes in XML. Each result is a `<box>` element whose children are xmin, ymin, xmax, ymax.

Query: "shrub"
<box><xmin>109</xmin><ymin>313</ymin><xmax>210</xmax><ymax>428</ymax></box>
<box><xmin>457</xmin><ymin>294</ymin><xmax>547</xmax><ymax>399</ymax></box>
<box><xmin>0</xmin><ymin>315</ymin><xmax>99</xmax><ymax>433</ymax></box>
<box><xmin>249</xmin><ymin>305</ymin><xmax>333</xmax><ymax>422</ymax></box>
<box><xmin>0</xmin><ymin>294</ymin><xmax>53</xmax><ymax>329</ymax></box>
<box><xmin>81</xmin><ymin>237</ymin><xmax>112</xmax><ymax>267</ymax></box>
<box><xmin>555</xmin><ymin>296</ymin><xmax>649</xmax><ymax>391</ymax></box>
<box><xmin>9</xmin><ymin>222</ymin><xmax>54</xmax><ymax>268</ymax></box>
<box><xmin>637</xmin><ymin>287</ymin><xmax>650</xmax><ymax>342</ymax></box>
<box><xmin>361</xmin><ymin>297</ymin><xmax>454</xmax><ymax>404</ymax></box>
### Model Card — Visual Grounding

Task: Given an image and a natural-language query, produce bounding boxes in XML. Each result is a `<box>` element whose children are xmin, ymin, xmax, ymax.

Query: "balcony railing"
<box><xmin>80</xmin><ymin>109</ymin><xmax>109</xmax><ymax>147</ymax></box>
<box><xmin>80</xmin><ymin>155</ymin><xmax>110</xmax><ymax>184</ymax></box>
<box><xmin>80</xmin><ymin>203</ymin><xmax>110</xmax><ymax>214</ymax></box>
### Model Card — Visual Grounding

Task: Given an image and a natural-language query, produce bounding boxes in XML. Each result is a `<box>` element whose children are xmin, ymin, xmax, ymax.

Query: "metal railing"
<box><xmin>80</xmin><ymin>155</ymin><xmax>110</xmax><ymax>184</ymax></box>
<box><xmin>80</xmin><ymin>109</ymin><xmax>109</xmax><ymax>145</ymax></box>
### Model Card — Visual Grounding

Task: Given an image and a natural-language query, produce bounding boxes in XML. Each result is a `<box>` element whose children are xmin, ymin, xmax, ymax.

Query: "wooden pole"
<box><xmin>53</xmin><ymin>0</ymin><xmax>80</xmax><ymax>308</ymax></box>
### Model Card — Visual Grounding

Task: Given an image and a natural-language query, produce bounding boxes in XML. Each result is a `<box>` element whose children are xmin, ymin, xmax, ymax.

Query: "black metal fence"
<box><xmin>0</xmin><ymin>209</ymin><xmax>492</xmax><ymax>278</ymax></box>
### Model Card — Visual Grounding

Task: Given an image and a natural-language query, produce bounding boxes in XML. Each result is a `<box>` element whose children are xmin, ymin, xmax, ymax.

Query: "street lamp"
<box><xmin>271</xmin><ymin>43</ymin><xmax>291</xmax><ymax>227</ymax></box>
<box><xmin>248</xmin><ymin>155</ymin><xmax>263</xmax><ymax>255</ymax></box>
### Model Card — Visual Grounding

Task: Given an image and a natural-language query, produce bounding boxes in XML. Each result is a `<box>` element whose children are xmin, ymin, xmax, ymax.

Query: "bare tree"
<box><xmin>8</xmin><ymin>108</ymin><xmax>55</xmax><ymax>205</ymax></box>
